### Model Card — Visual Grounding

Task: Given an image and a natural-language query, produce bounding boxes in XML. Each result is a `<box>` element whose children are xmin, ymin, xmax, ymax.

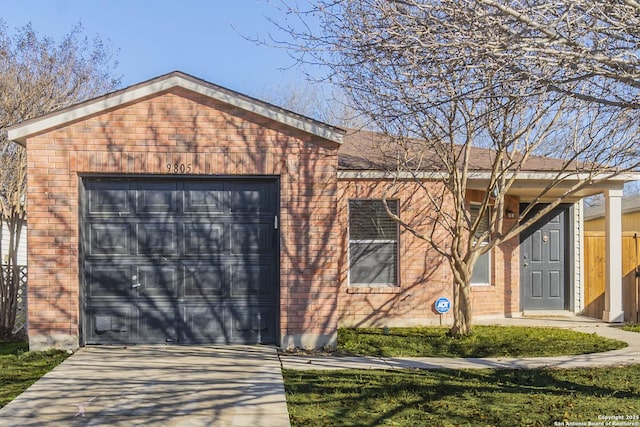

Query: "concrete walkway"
<box><xmin>280</xmin><ymin>317</ymin><xmax>640</xmax><ymax>371</ymax></box>
<box><xmin>0</xmin><ymin>345</ymin><xmax>290</xmax><ymax>427</ymax></box>
<box><xmin>1</xmin><ymin>317</ymin><xmax>638</xmax><ymax>426</ymax></box>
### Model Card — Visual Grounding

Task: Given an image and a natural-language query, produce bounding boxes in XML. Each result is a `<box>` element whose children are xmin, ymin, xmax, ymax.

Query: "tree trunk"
<box><xmin>449</xmin><ymin>267</ymin><xmax>472</xmax><ymax>337</ymax></box>
<box><xmin>0</xmin><ymin>213</ymin><xmax>24</xmax><ymax>340</ymax></box>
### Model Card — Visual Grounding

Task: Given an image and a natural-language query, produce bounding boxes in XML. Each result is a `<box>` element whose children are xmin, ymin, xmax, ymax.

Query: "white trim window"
<box><xmin>348</xmin><ymin>199</ymin><xmax>399</xmax><ymax>286</ymax></box>
<box><xmin>470</xmin><ymin>204</ymin><xmax>491</xmax><ymax>286</ymax></box>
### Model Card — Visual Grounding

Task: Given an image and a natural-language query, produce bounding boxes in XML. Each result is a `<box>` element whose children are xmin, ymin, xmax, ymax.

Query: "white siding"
<box><xmin>1</xmin><ymin>221</ymin><xmax>27</xmax><ymax>266</ymax></box>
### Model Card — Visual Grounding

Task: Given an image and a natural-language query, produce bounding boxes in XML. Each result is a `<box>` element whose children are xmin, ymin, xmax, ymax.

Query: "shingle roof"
<box><xmin>584</xmin><ymin>194</ymin><xmax>640</xmax><ymax>220</ymax></box>
<box><xmin>338</xmin><ymin>129</ymin><xmax>572</xmax><ymax>172</ymax></box>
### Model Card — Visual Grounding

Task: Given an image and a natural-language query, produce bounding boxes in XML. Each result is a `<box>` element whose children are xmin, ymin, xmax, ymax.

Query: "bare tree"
<box><xmin>257</xmin><ymin>78</ymin><xmax>367</xmax><ymax>127</ymax></box>
<box><xmin>0</xmin><ymin>21</ymin><xmax>120</xmax><ymax>339</ymax></box>
<box><xmin>270</xmin><ymin>0</ymin><xmax>640</xmax><ymax>335</ymax></box>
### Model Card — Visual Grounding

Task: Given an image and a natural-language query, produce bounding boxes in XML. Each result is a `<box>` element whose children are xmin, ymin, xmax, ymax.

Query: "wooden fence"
<box><xmin>583</xmin><ymin>232</ymin><xmax>639</xmax><ymax>322</ymax></box>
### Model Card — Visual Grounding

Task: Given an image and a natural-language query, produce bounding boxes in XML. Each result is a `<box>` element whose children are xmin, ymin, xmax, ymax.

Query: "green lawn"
<box><xmin>0</xmin><ymin>341</ymin><xmax>70</xmax><ymax>408</ymax></box>
<box><xmin>338</xmin><ymin>326</ymin><xmax>627</xmax><ymax>357</ymax></box>
<box><xmin>284</xmin><ymin>367</ymin><xmax>640</xmax><ymax>427</ymax></box>
<box><xmin>622</xmin><ymin>324</ymin><xmax>640</xmax><ymax>333</ymax></box>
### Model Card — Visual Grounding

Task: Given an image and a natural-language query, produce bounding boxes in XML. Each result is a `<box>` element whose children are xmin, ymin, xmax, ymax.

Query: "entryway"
<box><xmin>520</xmin><ymin>205</ymin><xmax>571</xmax><ymax>311</ymax></box>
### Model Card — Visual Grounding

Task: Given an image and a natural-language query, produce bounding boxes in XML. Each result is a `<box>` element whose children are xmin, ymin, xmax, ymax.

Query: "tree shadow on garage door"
<box><xmin>79</xmin><ymin>98</ymin><xmax>340</xmax><ymax>348</ymax></box>
<box><xmin>81</xmin><ymin>175</ymin><xmax>280</xmax><ymax>345</ymax></box>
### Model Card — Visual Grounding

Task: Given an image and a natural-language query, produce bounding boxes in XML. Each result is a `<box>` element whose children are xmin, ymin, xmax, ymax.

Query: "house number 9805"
<box><xmin>167</xmin><ymin>163</ymin><xmax>192</xmax><ymax>174</ymax></box>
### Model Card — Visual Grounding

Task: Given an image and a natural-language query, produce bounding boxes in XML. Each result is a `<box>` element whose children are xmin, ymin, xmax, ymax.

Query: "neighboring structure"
<box><xmin>7</xmin><ymin>72</ymin><xmax>639</xmax><ymax>350</ymax></box>
<box><xmin>1</xmin><ymin>220</ymin><xmax>27</xmax><ymax>266</ymax></box>
<box><xmin>583</xmin><ymin>195</ymin><xmax>640</xmax><ymax>323</ymax></box>
<box><xmin>584</xmin><ymin>195</ymin><xmax>640</xmax><ymax>233</ymax></box>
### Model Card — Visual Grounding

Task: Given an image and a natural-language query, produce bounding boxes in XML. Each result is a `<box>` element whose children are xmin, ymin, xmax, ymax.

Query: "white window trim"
<box><xmin>471</xmin><ymin>243</ymin><xmax>492</xmax><ymax>287</ymax></box>
<box><xmin>347</xmin><ymin>199</ymin><xmax>400</xmax><ymax>287</ymax></box>
<box><xmin>470</xmin><ymin>203</ymin><xmax>492</xmax><ymax>287</ymax></box>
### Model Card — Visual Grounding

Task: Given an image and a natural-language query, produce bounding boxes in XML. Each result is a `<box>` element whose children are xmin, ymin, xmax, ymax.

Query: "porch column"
<box><xmin>603</xmin><ymin>185</ymin><xmax>624</xmax><ymax>322</ymax></box>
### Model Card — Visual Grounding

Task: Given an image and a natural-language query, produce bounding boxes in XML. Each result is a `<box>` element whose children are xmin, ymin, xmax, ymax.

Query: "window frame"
<box><xmin>469</xmin><ymin>203</ymin><xmax>492</xmax><ymax>287</ymax></box>
<box><xmin>347</xmin><ymin>199</ymin><xmax>400</xmax><ymax>287</ymax></box>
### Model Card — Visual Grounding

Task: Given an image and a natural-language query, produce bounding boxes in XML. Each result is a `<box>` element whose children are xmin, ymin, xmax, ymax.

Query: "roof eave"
<box><xmin>337</xmin><ymin>170</ymin><xmax>640</xmax><ymax>181</ymax></box>
<box><xmin>7</xmin><ymin>71</ymin><xmax>345</xmax><ymax>146</ymax></box>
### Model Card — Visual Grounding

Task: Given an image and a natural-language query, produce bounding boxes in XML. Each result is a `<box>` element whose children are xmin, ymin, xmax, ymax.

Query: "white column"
<box><xmin>603</xmin><ymin>185</ymin><xmax>624</xmax><ymax>322</ymax></box>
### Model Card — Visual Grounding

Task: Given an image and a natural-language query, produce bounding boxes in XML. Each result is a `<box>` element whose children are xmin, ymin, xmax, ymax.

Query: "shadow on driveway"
<box><xmin>0</xmin><ymin>345</ymin><xmax>290</xmax><ymax>427</ymax></box>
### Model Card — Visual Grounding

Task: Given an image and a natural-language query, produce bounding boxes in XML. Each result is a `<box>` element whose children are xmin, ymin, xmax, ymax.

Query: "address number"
<box><xmin>167</xmin><ymin>163</ymin><xmax>192</xmax><ymax>174</ymax></box>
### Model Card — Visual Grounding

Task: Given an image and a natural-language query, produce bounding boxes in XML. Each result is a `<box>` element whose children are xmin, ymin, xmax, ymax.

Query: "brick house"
<box><xmin>8</xmin><ymin>72</ymin><xmax>638</xmax><ymax>350</ymax></box>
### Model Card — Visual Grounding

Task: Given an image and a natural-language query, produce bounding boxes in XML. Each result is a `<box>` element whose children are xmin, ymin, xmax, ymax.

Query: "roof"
<box><xmin>584</xmin><ymin>194</ymin><xmax>640</xmax><ymax>221</ymax></box>
<box><xmin>337</xmin><ymin>129</ymin><xmax>640</xmax><ymax>202</ymax></box>
<box><xmin>7</xmin><ymin>71</ymin><xmax>345</xmax><ymax>145</ymax></box>
<box><xmin>338</xmin><ymin>129</ymin><xmax>569</xmax><ymax>172</ymax></box>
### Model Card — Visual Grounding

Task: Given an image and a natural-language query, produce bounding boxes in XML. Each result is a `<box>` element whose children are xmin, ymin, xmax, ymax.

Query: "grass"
<box><xmin>337</xmin><ymin>326</ymin><xmax>627</xmax><ymax>357</ymax></box>
<box><xmin>0</xmin><ymin>341</ymin><xmax>70</xmax><ymax>408</ymax></box>
<box><xmin>622</xmin><ymin>324</ymin><xmax>640</xmax><ymax>333</ymax></box>
<box><xmin>284</xmin><ymin>366</ymin><xmax>640</xmax><ymax>427</ymax></box>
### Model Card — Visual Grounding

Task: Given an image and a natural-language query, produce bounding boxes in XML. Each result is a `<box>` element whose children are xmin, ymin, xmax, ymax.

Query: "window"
<box><xmin>470</xmin><ymin>204</ymin><xmax>491</xmax><ymax>286</ymax></box>
<box><xmin>349</xmin><ymin>200</ymin><xmax>399</xmax><ymax>286</ymax></box>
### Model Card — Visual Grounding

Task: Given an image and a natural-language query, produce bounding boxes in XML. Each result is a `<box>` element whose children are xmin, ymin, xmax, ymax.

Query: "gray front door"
<box><xmin>520</xmin><ymin>205</ymin><xmax>570</xmax><ymax>310</ymax></box>
<box><xmin>81</xmin><ymin>177</ymin><xmax>279</xmax><ymax>345</ymax></box>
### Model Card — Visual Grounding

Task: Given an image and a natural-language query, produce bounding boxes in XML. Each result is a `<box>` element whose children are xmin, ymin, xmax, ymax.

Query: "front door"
<box><xmin>520</xmin><ymin>205</ymin><xmax>570</xmax><ymax>310</ymax></box>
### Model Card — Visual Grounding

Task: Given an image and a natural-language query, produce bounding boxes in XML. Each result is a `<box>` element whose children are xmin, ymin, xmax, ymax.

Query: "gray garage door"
<box><xmin>81</xmin><ymin>177</ymin><xmax>279</xmax><ymax>345</ymax></box>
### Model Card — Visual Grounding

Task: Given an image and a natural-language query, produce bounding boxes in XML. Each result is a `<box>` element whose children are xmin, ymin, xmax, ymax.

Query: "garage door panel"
<box><xmin>184</xmin><ymin>223</ymin><xmax>226</xmax><ymax>254</ymax></box>
<box><xmin>86</xmin><ymin>305</ymin><xmax>134</xmax><ymax>344</ymax></box>
<box><xmin>136</xmin><ymin>181</ymin><xmax>179</xmax><ymax>213</ymax></box>
<box><xmin>229</xmin><ymin>264</ymin><xmax>276</xmax><ymax>298</ymax></box>
<box><xmin>137</xmin><ymin>303</ymin><xmax>179</xmax><ymax>343</ymax></box>
<box><xmin>89</xmin><ymin>224</ymin><xmax>130</xmax><ymax>255</ymax></box>
<box><xmin>184</xmin><ymin>264</ymin><xmax>226</xmax><ymax>297</ymax></box>
<box><xmin>183</xmin><ymin>181</ymin><xmax>225</xmax><ymax>214</ymax></box>
<box><xmin>86</xmin><ymin>180</ymin><xmax>131</xmax><ymax>215</ymax></box>
<box><xmin>229</xmin><ymin>182</ymin><xmax>275</xmax><ymax>213</ymax></box>
<box><xmin>181</xmin><ymin>304</ymin><xmax>227</xmax><ymax>344</ymax></box>
<box><xmin>136</xmin><ymin>223</ymin><xmax>179</xmax><ymax>255</ymax></box>
<box><xmin>86</xmin><ymin>264</ymin><xmax>132</xmax><ymax>298</ymax></box>
<box><xmin>137</xmin><ymin>265</ymin><xmax>180</xmax><ymax>298</ymax></box>
<box><xmin>231</xmin><ymin>223</ymin><xmax>274</xmax><ymax>254</ymax></box>
<box><xmin>228</xmin><ymin>305</ymin><xmax>276</xmax><ymax>344</ymax></box>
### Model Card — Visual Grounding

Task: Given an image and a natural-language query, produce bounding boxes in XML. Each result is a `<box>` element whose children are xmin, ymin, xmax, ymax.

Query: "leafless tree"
<box><xmin>257</xmin><ymin>78</ymin><xmax>366</xmax><ymax>127</ymax></box>
<box><xmin>269</xmin><ymin>0</ymin><xmax>640</xmax><ymax>335</ymax></box>
<box><xmin>0</xmin><ymin>21</ymin><xmax>120</xmax><ymax>339</ymax></box>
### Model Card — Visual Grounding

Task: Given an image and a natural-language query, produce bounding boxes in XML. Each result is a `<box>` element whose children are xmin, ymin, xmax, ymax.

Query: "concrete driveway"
<box><xmin>0</xmin><ymin>345</ymin><xmax>290</xmax><ymax>427</ymax></box>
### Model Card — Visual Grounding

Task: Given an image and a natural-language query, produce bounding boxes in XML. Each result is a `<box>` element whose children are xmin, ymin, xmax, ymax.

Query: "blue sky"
<box><xmin>1</xmin><ymin>0</ymin><xmax>312</xmax><ymax>98</ymax></box>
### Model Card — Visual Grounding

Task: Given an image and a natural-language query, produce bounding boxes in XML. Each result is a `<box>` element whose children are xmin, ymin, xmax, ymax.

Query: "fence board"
<box><xmin>584</xmin><ymin>232</ymin><xmax>639</xmax><ymax>322</ymax></box>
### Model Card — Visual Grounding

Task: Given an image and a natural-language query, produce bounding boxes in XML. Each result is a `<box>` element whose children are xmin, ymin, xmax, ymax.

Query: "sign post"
<box><xmin>434</xmin><ymin>297</ymin><xmax>451</xmax><ymax>326</ymax></box>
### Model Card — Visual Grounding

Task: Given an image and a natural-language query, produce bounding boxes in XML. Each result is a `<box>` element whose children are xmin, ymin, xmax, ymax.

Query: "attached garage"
<box><xmin>82</xmin><ymin>177</ymin><xmax>279</xmax><ymax>345</ymax></box>
<box><xmin>8</xmin><ymin>71</ymin><xmax>343</xmax><ymax>351</ymax></box>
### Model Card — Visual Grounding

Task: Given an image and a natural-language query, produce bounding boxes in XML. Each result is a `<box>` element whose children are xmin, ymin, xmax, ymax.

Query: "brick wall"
<box><xmin>25</xmin><ymin>88</ymin><xmax>340</xmax><ymax>350</ymax></box>
<box><xmin>337</xmin><ymin>179</ymin><xmax>520</xmax><ymax>327</ymax></box>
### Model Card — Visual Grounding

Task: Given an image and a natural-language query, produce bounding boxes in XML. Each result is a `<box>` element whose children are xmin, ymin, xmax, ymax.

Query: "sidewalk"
<box><xmin>279</xmin><ymin>317</ymin><xmax>640</xmax><ymax>371</ymax></box>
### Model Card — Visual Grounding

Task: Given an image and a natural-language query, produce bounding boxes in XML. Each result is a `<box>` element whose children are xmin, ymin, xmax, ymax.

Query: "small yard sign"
<box><xmin>435</xmin><ymin>297</ymin><xmax>451</xmax><ymax>314</ymax></box>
